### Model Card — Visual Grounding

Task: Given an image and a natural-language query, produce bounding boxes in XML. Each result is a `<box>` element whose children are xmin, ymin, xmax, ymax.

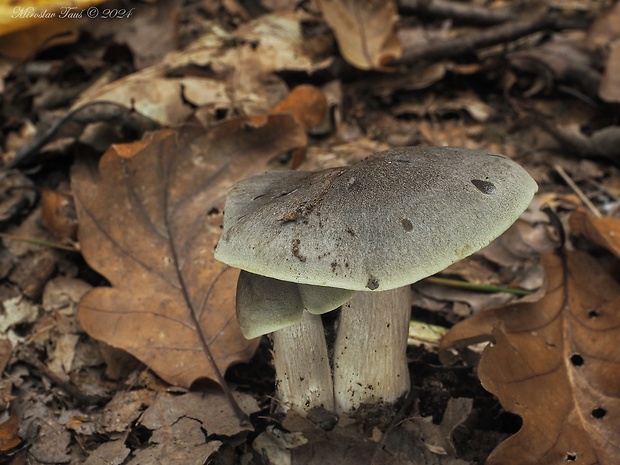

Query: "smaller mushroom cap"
<box><xmin>235</xmin><ymin>270</ymin><xmax>354</xmax><ymax>338</ymax></box>
<box><xmin>215</xmin><ymin>146</ymin><xmax>538</xmax><ymax>293</ymax></box>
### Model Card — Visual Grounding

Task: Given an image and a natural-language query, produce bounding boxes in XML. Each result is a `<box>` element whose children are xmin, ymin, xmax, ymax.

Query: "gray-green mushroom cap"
<box><xmin>216</xmin><ymin>146</ymin><xmax>537</xmax><ymax>289</ymax></box>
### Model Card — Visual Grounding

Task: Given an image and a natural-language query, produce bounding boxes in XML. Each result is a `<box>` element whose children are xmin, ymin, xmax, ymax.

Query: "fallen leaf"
<box><xmin>441</xmin><ymin>252</ymin><xmax>620</xmax><ymax>465</ymax></box>
<box><xmin>41</xmin><ymin>188</ymin><xmax>77</xmax><ymax>240</ymax></box>
<box><xmin>317</xmin><ymin>0</ymin><xmax>402</xmax><ymax>70</ymax></box>
<box><xmin>74</xmin><ymin>11</ymin><xmax>331</xmax><ymax>125</ymax></box>
<box><xmin>72</xmin><ymin>115</ymin><xmax>306</xmax><ymax>388</ymax></box>
<box><xmin>90</xmin><ymin>0</ymin><xmax>182</xmax><ymax>69</ymax></box>
<box><xmin>569</xmin><ymin>209</ymin><xmax>620</xmax><ymax>257</ymax></box>
<box><xmin>83</xmin><ymin>440</ymin><xmax>130</xmax><ymax>465</ymax></box>
<box><xmin>0</xmin><ymin>296</ymin><xmax>39</xmax><ymax>338</ymax></box>
<box><xmin>126</xmin><ymin>390</ymin><xmax>258</xmax><ymax>465</ymax></box>
<box><xmin>139</xmin><ymin>390</ymin><xmax>258</xmax><ymax>436</ymax></box>
<box><xmin>269</xmin><ymin>84</ymin><xmax>329</xmax><ymax>130</ymax></box>
<box><xmin>100</xmin><ymin>390</ymin><xmax>157</xmax><ymax>433</ymax></box>
<box><xmin>0</xmin><ymin>409</ymin><xmax>20</xmax><ymax>452</ymax></box>
<box><xmin>260</xmin><ymin>401</ymin><xmax>471</xmax><ymax>465</ymax></box>
<box><xmin>406</xmin><ymin>398</ymin><xmax>473</xmax><ymax>457</ymax></box>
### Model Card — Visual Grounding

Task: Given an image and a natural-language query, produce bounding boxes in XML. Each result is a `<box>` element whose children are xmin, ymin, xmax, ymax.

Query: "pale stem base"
<box><xmin>332</xmin><ymin>287</ymin><xmax>411</xmax><ymax>413</ymax></box>
<box><xmin>272</xmin><ymin>310</ymin><xmax>335</xmax><ymax>413</ymax></box>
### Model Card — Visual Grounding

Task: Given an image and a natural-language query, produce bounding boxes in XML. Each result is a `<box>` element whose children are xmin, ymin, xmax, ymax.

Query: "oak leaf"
<box><xmin>72</xmin><ymin>115</ymin><xmax>306</xmax><ymax>388</ymax></box>
<box><xmin>569</xmin><ymin>209</ymin><xmax>620</xmax><ymax>258</ymax></box>
<box><xmin>316</xmin><ymin>0</ymin><xmax>402</xmax><ymax>70</ymax></box>
<box><xmin>440</xmin><ymin>251</ymin><xmax>620</xmax><ymax>465</ymax></box>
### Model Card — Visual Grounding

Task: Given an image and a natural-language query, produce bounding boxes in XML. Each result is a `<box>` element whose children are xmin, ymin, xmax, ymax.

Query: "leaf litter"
<box><xmin>1</xmin><ymin>0</ymin><xmax>620</xmax><ymax>464</ymax></box>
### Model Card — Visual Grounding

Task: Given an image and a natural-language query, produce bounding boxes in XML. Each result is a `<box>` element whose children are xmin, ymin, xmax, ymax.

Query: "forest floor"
<box><xmin>0</xmin><ymin>1</ymin><xmax>619</xmax><ymax>464</ymax></box>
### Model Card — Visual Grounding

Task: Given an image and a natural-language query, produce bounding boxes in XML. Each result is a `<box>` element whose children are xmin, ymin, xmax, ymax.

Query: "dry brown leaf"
<box><xmin>75</xmin><ymin>11</ymin><xmax>331</xmax><ymax>125</ymax></box>
<box><xmin>127</xmin><ymin>390</ymin><xmax>258</xmax><ymax>465</ymax></box>
<box><xmin>569</xmin><ymin>209</ymin><xmax>620</xmax><ymax>258</ymax></box>
<box><xmin>270</xmin><ymin>84</ymin><xmax>328</xmax><ymax>130</ymax></box>
<box><xmin>0</xmin><ymin>409</ymin><xmax>21</xmax><ymax>452</ymax></box>
<box><xmin>441</xmin><ymin>252</ymin><xmax>620</xmax><ymax>465</ymax></box>
<box><xmin>317</xmin><ymin>0</ymin><xmax>402</xmax><ymax>70</ymax></box>
<box><xmin>248</xmin><ymin>84</ymin><xmax>328</xmax><ymax>131</ymax></box>
<box><xmin>72</xmin><ymin>115</ymin><xmax>306</xmax><ymax>388</ymax></box>
<box><xmin>40</xmin><ymin>188</ymin><xmax>77</xmax><ymax>240</ymax></box>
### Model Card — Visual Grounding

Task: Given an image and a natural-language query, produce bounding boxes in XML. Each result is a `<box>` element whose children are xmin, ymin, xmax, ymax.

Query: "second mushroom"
<box><xmin>214</xmin><ymin>146</ymin><xmax>537</xmax><ymax>415</ymax></box>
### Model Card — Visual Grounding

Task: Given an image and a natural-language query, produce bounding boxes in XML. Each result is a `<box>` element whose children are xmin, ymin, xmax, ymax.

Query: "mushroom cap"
<box><xmin>215</xmin><ymin>146</ymin><xmax>537</xmax><ymax>292</ymax></box>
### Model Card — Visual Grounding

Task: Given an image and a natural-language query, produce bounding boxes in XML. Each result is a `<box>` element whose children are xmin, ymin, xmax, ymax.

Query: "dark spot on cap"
<box><xmin>401</xmin><ymin>218</ymin><xmax>413</xmax><ymax>232</ymax></box>
<box><xmin>366</xmin><ymin>276</ymin><xmax>379</xmax><ymax>290</ymax></box>
<box><xmin>471</xmin><ymin>179</ymin><xmax>497</xmax><ymax>194</ymax></box>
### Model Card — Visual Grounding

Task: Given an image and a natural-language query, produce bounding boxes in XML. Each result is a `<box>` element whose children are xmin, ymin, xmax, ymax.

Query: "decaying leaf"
<box><xmin>317</xmin><ymin>0</ymin><xmax>402</xmax><ymax>70</ymax></box>
<box><xmin>569</xmin><ymin>208</ymin><xmax>620</xmax><ymax>257</ymax></box>
<box><xmin>0</xmin><ymin>409</ymin><xmax>20</xmax><ymax>452</ymax></box>
<box><xmin>72</xmin><ymin>115</ymin><xmax>306</xmax><ymax>388</ymax></box>
<box><xmin>441</xmin><ymin>252</ymin><xmax>620</xmax><ymax>465</ymax></box>
<box><xmin>73</xmin><ymin>11</ymin><xmax>332</xmax><ymax>125</ymax></box>
<box><xmin>41</xmin><ymin>188</ymin><xmax>77</xmax><ymax>240</ymax></box>
<box><xmin>257</xmin><ymin>400</ymin><xmax>470</xmax><ymax>465</ymax></box>
<box><xmin>269</xmin><ymin>84</ymin><xmax>329</xmax><ymax>130</ymax></box>
<box><xmin>126</xmin><ymin>390</ymin><xmax>258</xmax><ymax>464</ymax></box>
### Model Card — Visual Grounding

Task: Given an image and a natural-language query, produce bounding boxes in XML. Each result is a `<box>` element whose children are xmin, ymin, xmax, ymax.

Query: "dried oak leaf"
<box><xmin>440</xmin><ymin>251</ymin><xmax>620</xmax><ymax>465</ymax></box>
<box><xmin>569</xmin><ymin>209</ymin><xmax>620</xmax><ymax>258</ymax></box>
<box><xmin>316</xmin><ymin>0</ymin><xmax>402</xmax><ymax>70</ymax></box>
<box><xmin>0</xmin><ymin>409</ymin><xmax>20</xmax><ymax>452</ymax></box>
<box><xmin>72</xmin><ymin>115</ymin><xmax>306</xmax><ymax>388</ymax></box>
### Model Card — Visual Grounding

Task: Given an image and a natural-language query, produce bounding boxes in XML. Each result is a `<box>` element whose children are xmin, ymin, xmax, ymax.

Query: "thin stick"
<box><xmin>0</xmin><ymin>232</ymin><xmax>79</xmax><ymax>252</ymax></box>
<box><xmin>554</xmin><ymin>164</ymin><xmax>602</xmax><ymax>218</ymax></box>
<box><xmin>425</xmin><ymin>276</ymin><xmax>533</xmax><ymax>296</ymax></box>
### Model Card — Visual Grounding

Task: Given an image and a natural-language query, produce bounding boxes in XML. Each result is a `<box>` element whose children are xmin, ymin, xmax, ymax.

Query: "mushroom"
<box><xmin>214</xmin><ymin>146</ymin><xmax>537</xmax><ymax>414</ymax></box>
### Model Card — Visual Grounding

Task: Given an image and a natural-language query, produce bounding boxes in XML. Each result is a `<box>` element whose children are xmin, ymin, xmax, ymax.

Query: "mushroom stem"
<box><xmin>333</xmin><ymin>286</ymin><xmax>411</xmax><ymax>413</ymax></box>
<box><xmin>272</xmin><ymin>311</ymin><xmax>335</xmax><ymax>413</ymax></box>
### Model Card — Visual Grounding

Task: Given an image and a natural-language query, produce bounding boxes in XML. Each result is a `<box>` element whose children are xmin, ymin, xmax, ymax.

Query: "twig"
<box><xmin>15</xmin><ymin>346</ymin><xmax>109</xmax><ymax>406</ymax></box>
<box><xmin>394</xmin><ymin>10</ymin><xmax>590</xmax><ymax>65</ymax></box>
<box><xmin>399</xmin><ymin>0</ymin><xmax>515</xmax><ymax>25</ymax></box>
<box><xmin>0</xmin><ymin>232</ymin><xmax>79</xmax><ymax>252</ymax></box>
<box><xmin>425</xmin><ymin>276</ymin><xmax>533</xmax><ymax>296</ymax></box>
<box><xmin>5</xmin><ymin>101</ymin><xmax>160</xmax><ymax>170</ymax></box>
<box><xmin>554</xmin><ymin>164</ymin><xmax>603</xmax><ymax>218</ymax></box>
